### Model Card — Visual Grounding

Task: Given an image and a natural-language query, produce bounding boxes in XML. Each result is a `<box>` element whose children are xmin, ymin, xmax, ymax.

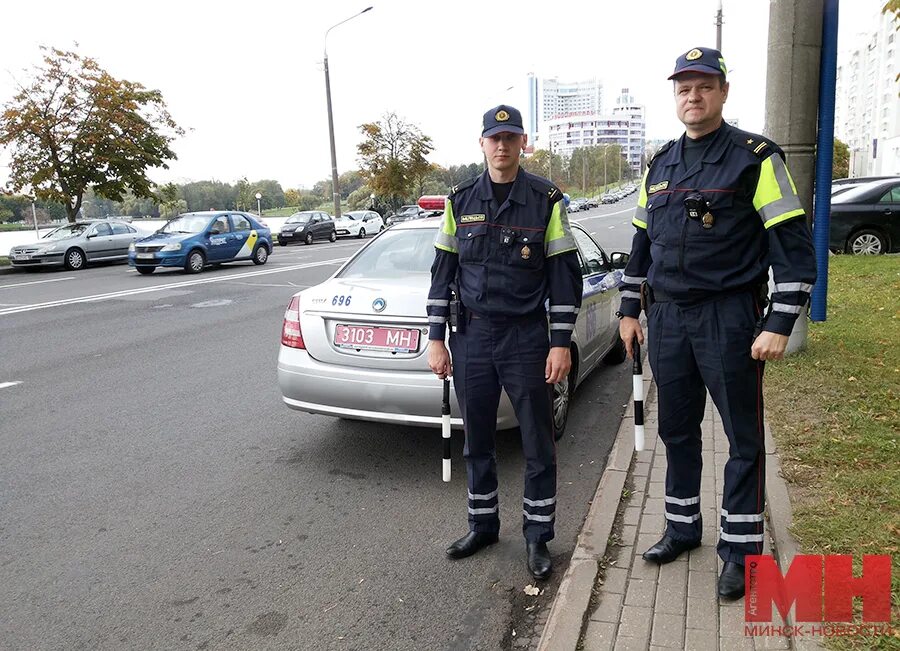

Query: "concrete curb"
<box><xmin>764</xmin><ymin>425</ymin><xmax>826</xmax><ymax>651</ymax></box>
<box><xmin>537</xmin><ymin>371</ymin><xmax>654</xmax><ymax>651</ymax></box>
<box><xmin>538</xmin><ymin>374</ymin><xmax>823</xmax><ymax>650</ymax></box>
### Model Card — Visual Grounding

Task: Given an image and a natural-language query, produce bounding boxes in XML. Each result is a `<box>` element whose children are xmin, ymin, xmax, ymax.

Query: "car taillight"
<box><xmin>281</xmin><ymin>296</ymin><xmax>305</xmax><ymax>349</ymax></box>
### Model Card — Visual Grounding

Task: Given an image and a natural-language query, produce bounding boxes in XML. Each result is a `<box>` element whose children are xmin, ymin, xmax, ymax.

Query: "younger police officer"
<box><xmin>427</xmin><ymin>105</ymin><xmax>582</xmax><ymax>580</ymax></box>
<box><xmin>618</xmin><ymin>48</ymin><xmax>816</xmax><ymax>599</ymax></box>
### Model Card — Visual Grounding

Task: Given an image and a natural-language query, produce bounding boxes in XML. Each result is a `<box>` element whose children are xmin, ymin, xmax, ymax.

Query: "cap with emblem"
<box><xmin>482</xmin><ymin>104</ymin><xmax>525</xmax><ymax>137</ymax></box>
<box><xmin>668</xmin><ymin>46</ymin><xmax>728</xmax><ymax>80</ymax></box>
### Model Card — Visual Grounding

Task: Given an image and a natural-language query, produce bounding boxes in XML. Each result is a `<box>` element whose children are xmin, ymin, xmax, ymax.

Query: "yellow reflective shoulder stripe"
<box><xmin>545</xmin><ymin>200</ymin><xmax>577</xmax><ymax>257</ymax></box>
<box><xmin>633</xmin><ymin>205</ymin><xmax>648</xmax><ymax>229</ymax></box>
<box><xmin>434</xmin><ymin>199</ymin><xmax>459</xmax><ymax>252</ymax></box>
<box><xmin>763</xmin><ymin>208</ymin><xmax>805</xmax><ymax>229</ymax></box>
<box><xmin>753</xmin><ymin>154</ymin><xmax>804</xmax><ymax>228</ymax></box>
<box><xmin>442</xmin><ymin>200</ymin><xmax>457</xmax><ymax>237</ymax></box>
<box><xmin>545</xmin><ymin>200</ymin><xmax>567</xmax><ymax>241</ymax></box>
<box><xmin>636</xmin><ymin>168</ymin><xmax>650</xmax><ymax>209</ymax></box>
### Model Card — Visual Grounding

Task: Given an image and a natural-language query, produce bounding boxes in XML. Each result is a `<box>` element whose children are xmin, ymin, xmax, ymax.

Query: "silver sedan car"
<box><xmin>8</xmin><ymin>220</ymin><xmax>141</xmax><ymax>270</ymax></box>
<box><xmin>277</xmin><ymin>217</ymin><xmax>628</xmax><ymax>437</ymax></box>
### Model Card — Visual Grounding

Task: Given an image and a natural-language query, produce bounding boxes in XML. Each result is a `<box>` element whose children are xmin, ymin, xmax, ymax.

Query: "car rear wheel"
<box><xmin>64</xmin><ymin>248</ymin><xmax>85</xmax><ymax>271</ymax></box>
<box><xmin>135</xmin><ymin>266</ymin><xmax>155</xmax><ymax>275</ymax></box>
<box><xmin>847</xmin><ymin>229</ymin><xmax>887</xmax><ymax>255</ymax></box>
<box><xmin>357</xmin><ymin>227</ymin><xmax>366</xmax><ymax>239</ymax></box>
<box><xmin>553</xmin><ymin>357</ymin><xmax>578</xmax><ymax>441</ymax></box>
<box><xmin>329</xmin><ymin>230</ymin><xmax>337</xmax><ymax>243</ymax></box>
<box><xmin>305</xmin><ymin>232</ymin><xmax>314</xmax><ymax>245</ymax></box>
<box><xmin>252</xmin><ymin>245</ymin><xmax>268</xmax><ymax>265</ymax></box>
<box><xmin>185</xmin><ymin>249</ymin><xmax>205</xmax><ymax>273</ymax></box>
<box><xmin>603</xmin><ymin>332</ymin><xmax>628</xmax><ymax>365</ymax></box>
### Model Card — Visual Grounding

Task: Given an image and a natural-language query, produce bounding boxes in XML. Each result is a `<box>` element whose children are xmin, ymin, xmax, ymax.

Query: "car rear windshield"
<box><xmin>337</xmin><ymin>228</ymin><xmax>437</xmax><ymax>279</ymax></box>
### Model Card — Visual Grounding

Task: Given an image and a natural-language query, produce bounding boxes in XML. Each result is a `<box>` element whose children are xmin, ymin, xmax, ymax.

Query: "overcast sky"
<box><xmin>0</xmin><ymin>0</ymin><xmax>888</xmax><ymax>191</ymax></box>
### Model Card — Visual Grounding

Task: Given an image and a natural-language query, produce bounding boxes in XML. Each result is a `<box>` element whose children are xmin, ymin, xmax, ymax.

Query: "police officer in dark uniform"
<box><xmin>427</xmin><ymin>105</ymin><xmax>582</xmax><ymax>580</ymax></box>
<box><xmin>617</xmin><ymin>48</ymin><xmax>816</xmax><ymax>599</ymax></box>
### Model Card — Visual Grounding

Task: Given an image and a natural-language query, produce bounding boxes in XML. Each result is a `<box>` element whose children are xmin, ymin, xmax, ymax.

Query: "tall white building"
<box><xmin>542</xmin><ymin>88</ymin><xmax>645</xmax><ymax>171</ymax></box>
<box><xmin>835</xmin><ymin>9</ymin><xmax>900</xmax><ymax>176</ymax></box>
<box><xmin>541</xmin><ymin>77</ymin><xmax>604</xmax><ymax>123</ymax></box>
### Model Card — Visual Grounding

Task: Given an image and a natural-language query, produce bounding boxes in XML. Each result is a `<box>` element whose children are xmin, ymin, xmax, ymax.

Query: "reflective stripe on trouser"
<box><xmin>647</xmin><ymin>292</ymin><xmax>766</xmax><ymax>564</ymax></box>
<box><xmin>449</xmin><ymin>316</ymin><xmax>557</xmax><ymax>543</ymax></box>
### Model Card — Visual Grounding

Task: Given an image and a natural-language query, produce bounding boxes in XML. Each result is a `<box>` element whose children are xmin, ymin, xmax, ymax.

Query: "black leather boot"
<box><xmin>445</xmin><ymin>531</ymin><xmax>499</xmax><ymax>559</ymax></box>
<box><xmin>718</xmin><ymin>561</ymin><xmax>746</xmax><ymax>599</ymax></box>
<box><xmin>526</xmin><ymin>541</ymin><xmax>552</xmax><ymax>580</ymax></box>
<box><xmin>641</xmin><ymin>535</ymin><xmax>701</xmax><ymax>564</ymax></box>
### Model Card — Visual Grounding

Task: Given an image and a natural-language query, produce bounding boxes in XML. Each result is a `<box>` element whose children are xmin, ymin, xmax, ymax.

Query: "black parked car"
<box><xmin>278</xmin><ymin>211</ymin><xmax>336</xmax><ymax>246</ymax></box>
<box><xmin>825</xmin><ymin>177</ymin><xmax>900</xmax><ymax>255</ymax></box>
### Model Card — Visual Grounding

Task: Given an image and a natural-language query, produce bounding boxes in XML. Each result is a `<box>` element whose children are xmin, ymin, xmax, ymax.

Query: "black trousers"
<box><xmin>449</xmin><ymin>315</ymin><xmax>557</xmax><ymax>543</ymax></box>
<box><xmin>647</xmin><ymin>292</ymin><xmax>767</xmax><ymax>564</ymax></box>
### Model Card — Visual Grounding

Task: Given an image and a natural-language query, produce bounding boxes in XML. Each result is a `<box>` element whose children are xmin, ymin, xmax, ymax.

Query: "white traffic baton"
<box><xmin>442</xmin><ymin>378</ymin><xmax>452</xmax><ymax>482</ymax></box>
<box><xmin>632</xmin><ymin>338</ymin><xmax>645</xmax><ymax>452</ymax></box>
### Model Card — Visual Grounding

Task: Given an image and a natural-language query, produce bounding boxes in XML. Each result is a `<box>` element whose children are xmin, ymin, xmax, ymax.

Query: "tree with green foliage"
<box><xmin>833</xmin><ymin>138</ymin><xmax>850</xmax><ymax>179</ymax></box>
<box><xmin>156</xmin><ymin>183</ymin><xmax>184</xmax><ymax>219</ymax></box>
<box><xmin>284</xmin><ymin>189</ymin><xmax>301</xmax><ymax>207</ymax></box>
<box><xmin>357</xmin><ymin>112</ymin><xmax>434</xmax><ymax>210</ymax></box>
<box><xmin>0</xmin><ymin>47</ymin><xmax>183</xmax><ymax>223</ymax></box>
<box><xmin>252</xmin><ymin>179</ymin><xmax>285</xmax><ymax>211</ymax></box>
<box><xmin>297</xmin><ymin>195</ymin><xmax>320</xmax><ymax>211</ymax></box>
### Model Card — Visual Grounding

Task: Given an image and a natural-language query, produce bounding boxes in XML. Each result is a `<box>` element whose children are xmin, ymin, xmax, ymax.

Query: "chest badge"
<box><xmin>702</xmin><ymin>212</ymin><xmax>715</xmax><ymax>229</ymax></box>
<box><xmin>648</xmin><ymin>181</ymin><xmax>669</xmax><ymax>195</ymax></box>
<box><xmin>521</xmin><ymin>245</ymin><xmax>531</xmax><ymax>260</ymax></box>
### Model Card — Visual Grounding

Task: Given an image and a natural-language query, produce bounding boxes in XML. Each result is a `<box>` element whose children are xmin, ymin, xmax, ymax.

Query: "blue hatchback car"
<box><xmin>129</xmin><ymin>211</ymin><xmax>273</xmax><ymax>274</ymax></box>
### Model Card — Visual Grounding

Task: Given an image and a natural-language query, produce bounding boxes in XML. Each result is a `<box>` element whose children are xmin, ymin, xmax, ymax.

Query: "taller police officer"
<box><xmin>427</xmin><ymin>105</ymin><xmax>582</xmax><ymax>580</ymax></box>
<box><xmin>618</xmin><ymin>48</ymin><xmax>816</xmax><ymax>599</ymax></box>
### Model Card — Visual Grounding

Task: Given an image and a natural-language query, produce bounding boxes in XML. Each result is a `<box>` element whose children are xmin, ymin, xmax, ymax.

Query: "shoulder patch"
<box><xmin>731</xmin><ymin>132</ymin><xmax>775</xmax><ymax>158</ymax></box>
<box><xmin>450</xmin><ymin>177</ymin><xmax>477</xmax><ymax>195</ymax></box>
<box><xmin>526</xmin><ymin>174</ymin><xmax>562</xmax><ymax>201</ymax></box>
<box><xmin>648</xmin><ymin>140</ymin><xmax>676</xmax><ymax>168</ymax></box>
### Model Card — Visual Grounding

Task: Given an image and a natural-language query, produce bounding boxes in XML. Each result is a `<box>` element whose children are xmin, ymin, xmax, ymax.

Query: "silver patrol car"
<box><xmin>276</xmin><ymin>216</ymin><xmax>628</xmax><ymax>435</ymax></box>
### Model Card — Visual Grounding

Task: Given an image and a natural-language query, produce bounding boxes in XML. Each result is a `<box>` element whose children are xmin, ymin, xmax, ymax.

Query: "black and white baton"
<box><xmin>442</xmin><ymin>378</ymin><xmax>451</xmax><ymax>482</ymax></box>
<box><xmin>632</xmin><ymin>338</ymin><xmax>645</xmax><ymax>452</ymax></box>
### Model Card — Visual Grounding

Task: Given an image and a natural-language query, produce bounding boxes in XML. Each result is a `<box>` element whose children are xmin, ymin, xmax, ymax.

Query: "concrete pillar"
<box><xmin>764</xmin><ymin>0</ymin><xmax>823</xmax><ymax>353</ymax></box>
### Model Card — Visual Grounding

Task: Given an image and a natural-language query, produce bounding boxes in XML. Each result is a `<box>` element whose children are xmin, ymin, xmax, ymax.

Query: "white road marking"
<box><xmin>608</xmin><ymin>225</ymin><xmax>616</xmax><ymax>229</ymax></box>
<box><xmin>0</xmin><ymin>258</ymin><xmax>348</xmax><ymax>317</ymax></box>
<box><xmin>0</xmin><ymin>381</ymin><xmax>22</xmax><ymax>389</ymax></box>
<box><xmin>232</xmin><ymin>282</ymin><xmax>306</xmax><ymax>288</ymax></box>
<box><xmin>572</xmin><ymin>205</ymin><xmax>635</xmax><ymax>222</ymax></box>
<box><xmin>0</xmin><ymin>276</ymin><xmax>75</xmax><ymax>290</ymax></box>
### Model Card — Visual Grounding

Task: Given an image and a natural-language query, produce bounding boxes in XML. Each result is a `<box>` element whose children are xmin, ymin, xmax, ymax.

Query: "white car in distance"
<box><xmin>333</xmin><ymin>210</ymin><xmax>385</xmax><ymax>239</ymax></box>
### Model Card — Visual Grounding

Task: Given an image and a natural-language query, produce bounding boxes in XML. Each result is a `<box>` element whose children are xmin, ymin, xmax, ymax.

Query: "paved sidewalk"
<box><xmin>538</xmin><ymin>364</ymin><xmax>820</xmax><ymax>651</ymax></box>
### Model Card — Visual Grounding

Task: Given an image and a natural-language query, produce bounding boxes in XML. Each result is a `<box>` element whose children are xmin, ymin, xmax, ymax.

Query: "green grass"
<box><xmin>764</xmin><ymin>256</ymin><xmax>899</xmax><ymax>650</ymax></box>
<box><xmin>0</xmin><ymin>256</ymin><xmax>9</xmax><ymax>266</ymax></box>
<box><xmin>0</xmin><ymin>223</ymin><xmax>39</xmax><ymax>232</ymax></box>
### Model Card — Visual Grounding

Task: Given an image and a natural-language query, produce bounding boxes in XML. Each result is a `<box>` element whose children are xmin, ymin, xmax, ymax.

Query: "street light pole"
<box><xmin>548</xmin><ymin>141</ymin><xmax>553</xmax><ymax>183</ymax></box>
<box><xmin>715</xmin><ymin>0</ymin><xmax>723</xmax><ymax>51</ymax></box>
<box><xmin>324</xmin><ymin>6</ymin><xmax>373</xmax><ymax>220</ymax></box>
<box><xmin>255</xmin><ymin>192</ymin><xmax>262</xmax><ymax>217</ymax></box>
<box><xmin>31</xmin><ymin>198</ymin><xmax>39</xmax><ymax>238</ymax></box>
